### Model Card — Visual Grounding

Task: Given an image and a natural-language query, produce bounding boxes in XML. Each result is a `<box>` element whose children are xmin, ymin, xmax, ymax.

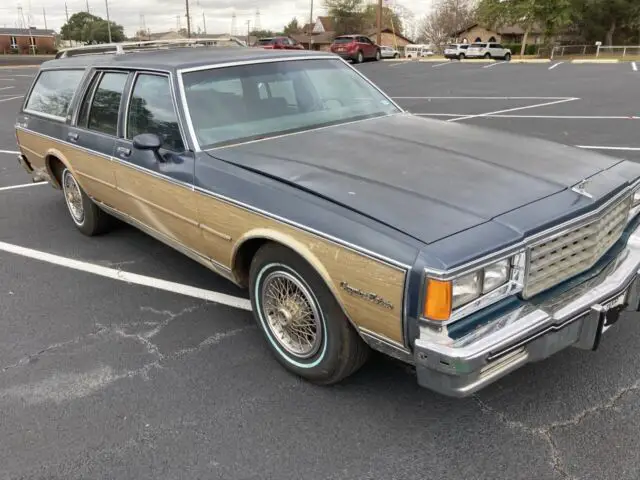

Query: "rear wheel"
<box><xmin>249</xmin><ymin>243</ymin><xmax>370</xmax><ymax>385</ymax></box>
<box><xmin>355</xmin><ymin>50</ymin><xmax>364</xmax><ymax>64</ymax></box>
<box><xmin>61</xmin><ymin>168</ymin><xmax>111</xmax><ymax>236</ymax></box>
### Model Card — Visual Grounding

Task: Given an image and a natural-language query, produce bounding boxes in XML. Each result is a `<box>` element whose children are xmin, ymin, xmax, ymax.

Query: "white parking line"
<box><xmin>0</xmin><ymin>95</ymin><xmax>23</xmax><ymax>103</ymax></box>
<box><xmin>482</xmin><ymin>61</ymin><xmax>504</xmax><ymax>68</ymax></box>
<box><xmin>633</xmin><ymin>62</ymin><xmax>638</xmax><ymax>72</ymax></box>
<box><xmin>576</xmin><ymin>145</ymin><xmax>640</xmax><ymax>152</ymax></box>
<box><xmin>432</xmin><ymin>62</ymin><xmax>451</xmax><ymax>68</ymax></box>
<box><xmin>0</xmin><ymin>86</ymin><xmax>14</xmax><ymax>91</ymax></box>
<box><xmin>389</xmin><ymin>62</ymin><xmax>409</xmax><ymax>68</ymax></box>
<box><xmin>0</xmin><ymin>240</ymin><xmax>253</xmax><ymax>311</ymax></box>
<box><xmin>0</xmin><ymin>149</ymin><xmax>20</xmax><ymax>155</ymax></box>
<box><xmin>0</xmin><ymin>182</ymin><xmax>47</xmax><ymax>192</ymax></box>
<box><xmin>447</xmin><ymin>97</ymin><xmax>580</xmax><ymax>122</ymax></box>
<box><xmin>549</xmin><ymin>62</ymin><xmax>564</xmax><ymax>70</ymax></box>
<box><xmin>0</xmin><ymin>78</ymin><xmax>15</xmax><ymax>81</ymax></box>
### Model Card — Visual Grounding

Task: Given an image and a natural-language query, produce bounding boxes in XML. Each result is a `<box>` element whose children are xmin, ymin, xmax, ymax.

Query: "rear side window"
<box><xmin>86</xmin><ymin>72</ymin><xmax>128</xmax><ymax>136</ymax></box>
<box><xmin>25</xmin><ymin>69</ymin><xmax>84</xmax><ymax>119</ymax></box>
<box><xmin>126</xmin><ymin>74</ymin><xmax>184</xmax><ymax>151</ymax></box>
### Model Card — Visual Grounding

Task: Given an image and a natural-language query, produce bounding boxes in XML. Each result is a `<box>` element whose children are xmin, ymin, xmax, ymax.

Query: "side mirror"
<box><xmin>132</xmin><ymin>133</ymin><xmax>162</xmax><ymax>151</ymax></box>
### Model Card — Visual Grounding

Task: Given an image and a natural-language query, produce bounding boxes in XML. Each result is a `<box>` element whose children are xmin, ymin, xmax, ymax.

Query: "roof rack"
<box><xmin>54</xmin><ymin>37</ymin><xmax>247</xmax><ymax>59</ymax></box>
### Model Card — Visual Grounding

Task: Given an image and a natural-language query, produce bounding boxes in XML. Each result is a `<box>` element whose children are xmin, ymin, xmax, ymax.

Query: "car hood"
<box><xmin>206</xmin><ymin>113</ymin><xmax>624</xmax><ymax>244</ymax></box>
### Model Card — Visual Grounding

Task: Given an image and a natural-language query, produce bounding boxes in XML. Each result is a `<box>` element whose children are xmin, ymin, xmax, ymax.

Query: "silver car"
<box><xmin>444</xmin><ymin>43</ymin><xmax>470</xmax><ymax>60</ymax></box>
<box><xmin>465</xmin><ymin>42</ymin><xmax>512</xmax><ymax>60</ymax></box>
<box><xmin>380</xmin><ymin>45</ymin><xmax>400</xmax><ymax>58</ymax></box>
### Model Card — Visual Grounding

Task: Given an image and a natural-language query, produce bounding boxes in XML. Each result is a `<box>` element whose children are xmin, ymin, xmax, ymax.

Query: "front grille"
<box><xmin>523</xmin><ymin>195</ymin><xmax>632</xmax><ymax>298</ymax></box>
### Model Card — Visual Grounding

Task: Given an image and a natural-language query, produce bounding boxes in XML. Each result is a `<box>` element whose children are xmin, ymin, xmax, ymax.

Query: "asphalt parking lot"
<box><xmin>1</xmin><ymin>61</ymin><xmax>640</xmax><ymax>479</ymax></box>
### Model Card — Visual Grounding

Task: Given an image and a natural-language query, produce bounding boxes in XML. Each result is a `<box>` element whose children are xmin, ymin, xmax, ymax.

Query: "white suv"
<box><xmin>465</xmin><ymin>42</ymin><xmax>512</xmax><ymax>60</ymax></box>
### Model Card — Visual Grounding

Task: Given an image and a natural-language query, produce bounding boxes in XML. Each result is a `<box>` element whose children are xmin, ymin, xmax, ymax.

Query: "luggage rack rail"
<box><xmin>55</xmin><ymin>37</ymin><xmax>248</xmax><ymax>59</ymax></box>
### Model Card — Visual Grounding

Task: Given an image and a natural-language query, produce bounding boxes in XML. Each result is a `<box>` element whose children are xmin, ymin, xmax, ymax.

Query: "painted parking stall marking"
<box><xmin>549</xmin><ymin>62</ymin><xmax>564</xmax><ymax>70</ymax></box>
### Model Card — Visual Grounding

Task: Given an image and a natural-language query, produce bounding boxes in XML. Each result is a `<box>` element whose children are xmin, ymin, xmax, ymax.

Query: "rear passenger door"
<box><xmin>113</xmin><ymin>71</ymin><xmax>202</xmax><ymax>251</ymax></box>
<box><xmin>68</xmin><ymin>70</ymin><xmax>129</xmax><ymax>207</ymax></box>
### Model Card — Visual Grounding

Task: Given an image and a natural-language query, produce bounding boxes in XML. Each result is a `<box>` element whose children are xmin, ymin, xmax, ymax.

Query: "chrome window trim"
<box><xmin>73</xmin><ymin>70</ymin><xmax>103</xmax><ymax>128</ymax></box>
<box><xmin>176</xmin><ymin>55</ymin><xmax>405</xmax><ymax>152</ymax></box>
<box><xmin>22</xmin><ymin>109</ymin><xmax>66</xmax><ymax>123</ymax></box>
<box><xmin>122</xmin><ymin>71</ymin><xmax>188</xmax><ymax>153</ymax></box>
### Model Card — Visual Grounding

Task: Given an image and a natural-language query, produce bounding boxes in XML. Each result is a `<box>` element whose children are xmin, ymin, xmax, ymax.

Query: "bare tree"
<box><xmin>418</xmin><ymin>0</ymin><xmax>476</xmax><ymax>46</ymax></box>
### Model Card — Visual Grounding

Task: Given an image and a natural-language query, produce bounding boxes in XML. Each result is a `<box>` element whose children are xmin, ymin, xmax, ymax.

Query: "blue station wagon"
<box><xmin>14</xmin><ymin>40</ymin><xmax>640</xmax><ymax>397</ymax></box>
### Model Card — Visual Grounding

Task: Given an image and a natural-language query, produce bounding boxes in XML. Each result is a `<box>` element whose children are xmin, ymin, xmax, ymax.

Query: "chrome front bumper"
<box><xmin>414</xmin><ymin>223</ymin><xmax>640</xmax><ymax>397</ymax></box>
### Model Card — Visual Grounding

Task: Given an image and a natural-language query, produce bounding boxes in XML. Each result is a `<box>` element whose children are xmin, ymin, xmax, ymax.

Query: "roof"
<box><xmin>453</xmin><ymin>23</ymin><xmax>542</xmax><ymax>37</ymax></box>
<box><xmin>41</xmin><ymin>46</ymin><xmax>335</xmax><ymax>71</ymax></box>
<box><xmin>0</xmin><ymin>27</ymin><xmax>55</xmax><ymax>36</ymax></box>
<box><xmin>290</xmin><ymin>32</ymin><xmax>335</xmax><ymax>44</ymax></box>
<box><xmin>317</xmin><ymin>16</ymin><xmax>335</xmax><ymax>31</ymax></box>
<box><xmin>365</xmin><ymin>28</ymin><xmax>413</xmax><ymax>44</ymax></box>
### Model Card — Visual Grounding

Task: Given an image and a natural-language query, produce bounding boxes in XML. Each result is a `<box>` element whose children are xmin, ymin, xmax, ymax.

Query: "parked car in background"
<box><xmin>465</xmin><ymin>42</ymin><xmax>512</xmax><ymax>60</ymax></box>
<box><xmin>444</xmin><ymin>43</ymin><xmax>470</xmax><ymax>60</ymax></box>
<box><xmin>380</xmin><ymin>45</ymin><xmax>400</xmax><ymax>58</ymax></box>
<box><xmin>330</xmin><ymin>35</ymin><xmax>381</xmax><ymax>63</ymax></box>
<box><xmin>404</xmin><ymin>44</ymin><xmax>435</xmax><ymax>59</ymax></box>
<box><xmin>255</xmin><ymin>36</ymin><xmax>304</xmax><ymax>50</ymax></box>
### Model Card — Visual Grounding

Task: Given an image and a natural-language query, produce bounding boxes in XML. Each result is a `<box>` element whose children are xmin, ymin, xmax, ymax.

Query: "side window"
<box><xmin>77</xmin><ymin>72</ymin><xmax>101</xmax><ymax>128</ymax></box>
<box><xmin>86</xmin><ymin>72</ymin><xmax>128</xmax><ymax>135</ymax></box>
<box><xmin>127</xmin><ymin>74</ymin><xmax>184</xmax><ymax>152</ymax></box>
<box><xmin>25</xmin><ymin>69</ymin><xmax>85</xmax><ymax>119</ymax></box>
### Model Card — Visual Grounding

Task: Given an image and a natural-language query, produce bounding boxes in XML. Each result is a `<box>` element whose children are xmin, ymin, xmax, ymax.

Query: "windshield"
<box><xmin>333</xmin><ymin>37</ymin><xmax>355</xmax><ymax>44</ymax></box>
<box><xmin>182</xmin><ymin>58</ymin><xmax>400</xmax><ymax>149</ymax></box>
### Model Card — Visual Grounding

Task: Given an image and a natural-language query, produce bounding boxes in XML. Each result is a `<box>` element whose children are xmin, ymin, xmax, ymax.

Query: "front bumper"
<box><xmin>414</xmin><ymin>222</ymin><xmax>640</xmax><ymax>397</ymax></box>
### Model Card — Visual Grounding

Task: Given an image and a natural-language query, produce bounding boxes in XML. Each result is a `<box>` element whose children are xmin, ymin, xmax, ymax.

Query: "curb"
<box><xmin>571</xmin><ymin>59</ymin><xmax>619</xmax><ymax>64</ymax></box>
<box><xmin>511</xmin><ymin>58</ymin><xmax>551</xmax><ymax>63</ymax></box>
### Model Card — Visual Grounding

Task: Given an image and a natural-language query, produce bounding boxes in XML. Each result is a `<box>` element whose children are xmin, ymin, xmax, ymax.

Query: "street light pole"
<box><xmin>105</xmin><ymin>0</ymin><xmax>112</xmax><ymax>43</ymax></box>
<box><xmin>246</xmin><ymin>20</ymin><xmax>251</xmax><ymax>46</ymax></box>
<box><xmin>308</xmin><ymin>0</ymin><xmax>313</xmax><ymax>50</ymax></box>
<box><xmin>376</xmin><ymin>0</ymin><xmax>382</xmax><ymax>45</ymax></box>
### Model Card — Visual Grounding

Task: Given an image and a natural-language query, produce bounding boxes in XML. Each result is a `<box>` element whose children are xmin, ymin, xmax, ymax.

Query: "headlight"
<box><xmin>423</xmin><ymin>258</ymin><xmax>514</xmax><ymax>321</ymax></box>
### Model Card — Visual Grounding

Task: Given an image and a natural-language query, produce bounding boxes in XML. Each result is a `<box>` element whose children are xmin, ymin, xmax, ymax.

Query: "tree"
<box><xmin>60</xmin><ymin>11</ymin><xmax>125</xmax><ymax>44</ymax></box>
<box><xmin>284</xmin><ymin>17</ymin><xmax>302</xmax><ymax>35</ymax></box>
<box><xmin>250</xmin><ymin>29</ymin><xmax>276</xmax><ymax>38</ymax></box>
<box><xmin>418</xmin><ymin>0</ymin><xmax>476</xmax><ymax>46</ymax></box>
<box><xmin>574</xmin><ymin>0</ymin><xmax>640</xmax><ymax>45</ymax></box>
<box><xmin>325</xmin><ymin>0</ymin><xmax>367</xmax><ymax>35</ymax></box>
<box><xmin>476</xmin><ymin>0</ymin><xmax>573</xmax><ymax>56</ymax></box>
<box><xmin>362</xmin><ymin>5</ymin><xmax>404</xmax><ymax>35</ymax></box>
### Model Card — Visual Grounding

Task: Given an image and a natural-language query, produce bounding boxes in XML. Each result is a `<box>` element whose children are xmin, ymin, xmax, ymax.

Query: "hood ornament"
<box><xmin>572</xmin><ymin>179</ymin><xmax>593</xmax><ymax>199</ymax></box>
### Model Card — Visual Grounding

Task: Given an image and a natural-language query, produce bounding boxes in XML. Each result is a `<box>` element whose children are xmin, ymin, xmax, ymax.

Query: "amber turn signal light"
<box><xmin>424</xmin><ymin>278</ymin><xmax>452</xmax><ymax>321</ymax></box>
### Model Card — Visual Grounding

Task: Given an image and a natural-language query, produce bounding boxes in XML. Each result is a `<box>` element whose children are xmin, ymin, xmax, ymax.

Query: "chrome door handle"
<box><xmin>67</xmin><ymin>132</ymin><xmax>79</xmax><ymax>142</ymax></box>
<box><xmin>116</xmin><ymin>146</ymin><xmax>131</xmax><ymax>157</ymax></box>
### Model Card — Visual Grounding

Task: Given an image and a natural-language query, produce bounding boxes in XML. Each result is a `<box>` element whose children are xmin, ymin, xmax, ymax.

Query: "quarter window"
<box><xmin>25</xmin><ymin>69</ymin><xmax>85</xmax><ymax>119</ymax></box>
<box><xmin>126</xmin><ymin>74</ymin><xmax>184</xmax><ymax>151</ymax></box>
<box><xmin>87</xmin><ymin>72</ymin><xmax>128</xmax><ymax>136</ymax></box>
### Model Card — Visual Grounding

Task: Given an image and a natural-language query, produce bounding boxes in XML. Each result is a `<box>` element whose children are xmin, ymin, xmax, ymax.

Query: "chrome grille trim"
<box><xmin>523</xmin><ymin>194</ymin><xmax>633</xmax><ymax>298</ymax></box>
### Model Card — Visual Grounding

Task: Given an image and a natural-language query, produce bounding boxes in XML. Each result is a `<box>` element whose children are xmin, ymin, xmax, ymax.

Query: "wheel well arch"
<box><xmin>45</xmin><ymin>151</ymin><xmax>72</xmax><ymax>189</ymax></box>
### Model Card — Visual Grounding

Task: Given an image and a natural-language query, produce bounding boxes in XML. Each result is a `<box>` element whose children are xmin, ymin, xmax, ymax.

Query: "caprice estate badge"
<box><xmin>339</xmin><ymin>281</ymin><xmax>394</xmax><ymax>310</ymax></box>
<box><xmin>572</xmin><ymin>178</ymin><xmax>594</xmax><ymax>199</ymax></box>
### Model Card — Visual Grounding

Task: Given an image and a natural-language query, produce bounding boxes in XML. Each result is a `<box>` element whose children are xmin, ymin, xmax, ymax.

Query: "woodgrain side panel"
<box><xmin>112</xmin><ymin>161</ymin><xmax>205</xmax><ymax>252</ymax></box>
<box><xmin>197</xmin><ymin>194</ymin><xmax>407</xmax><ymax>344</ymax></box>
<box><xmin>16</xmin><ymin>129</ymin><xmax>119</xmax><ymax>206</ymax></box>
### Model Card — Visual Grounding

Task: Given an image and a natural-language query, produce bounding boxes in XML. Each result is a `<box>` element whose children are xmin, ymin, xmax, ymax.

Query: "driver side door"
<box><xmin>113</xmin><ymin>71</ymin><xmax>202</xmax><ymax>252</ymax></box>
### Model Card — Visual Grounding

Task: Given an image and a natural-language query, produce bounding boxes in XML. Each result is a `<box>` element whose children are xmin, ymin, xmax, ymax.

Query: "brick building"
<box><xmin>0</xmin><ymin>28</ymin><xmax>56</xmax><ymax>54</ymax></box>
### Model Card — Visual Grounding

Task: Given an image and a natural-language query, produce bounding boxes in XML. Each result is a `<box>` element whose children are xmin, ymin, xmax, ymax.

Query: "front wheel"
<box><xmin>459</xmin><ymin>53</ymin><xmax>465</xmax><ymax>60</ymax></box>
<box><xmin>504</xmin><ymin>53</ymin><xmax>511</xmax><ymax>61</ymax></box>
<box><xmin>249</xmin><ymin>243</ymin><xmax>370</xmax><ymax>384</ymax></box>
<box><xmin>61</xmin><ymin>168</ymin><xmax>111</xmax><ymax>236</ymax></box>
<box><xmin>484</xmin><ymin>52</ymin><xmax>491</xmax><ymax>59</ymax></box>
<box><xmin>393</xmin><ymin>53</ymin><xmax>399</xmax><ymax>58</ymax></box>
<box><xmin>375</xmin><ymin>49</ymin><xmax>381</xmax><ymax>61</ymax></box>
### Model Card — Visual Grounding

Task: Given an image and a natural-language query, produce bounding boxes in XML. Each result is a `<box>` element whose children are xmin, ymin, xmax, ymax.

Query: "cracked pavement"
<box><xmin>2</xmin><ymin>64</ymin><xmax>640</xmax><ymax>479</ymax></box>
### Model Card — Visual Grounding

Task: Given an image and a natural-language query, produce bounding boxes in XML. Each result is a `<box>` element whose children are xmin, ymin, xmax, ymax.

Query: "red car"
<box><xmin>330</xmin><ymin>35</ymin><xmax>381</xmax><ymax>63</ymax></box>
<box><xmin>255</xmin><ymin>36</ymin><xmax>304</xmax><ymax>50</ymax></box>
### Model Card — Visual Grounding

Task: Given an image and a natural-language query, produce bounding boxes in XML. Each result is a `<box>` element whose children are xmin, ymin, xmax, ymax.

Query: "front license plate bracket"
<box><xmin>592</xmin><ymin>291</ymin><xmax>628</xmax><ymax>351</ymax></box>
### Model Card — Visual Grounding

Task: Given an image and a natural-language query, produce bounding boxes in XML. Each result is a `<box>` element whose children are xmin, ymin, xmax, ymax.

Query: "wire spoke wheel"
<box><xmin>261</xmin><ymin>270</ymin><xmax>322</xmax><ymax>359</ymax></box>
<box><xmin>62</xmin><ymin>170</ymin><xmax>84</xmax><ymax>224</ymax></box>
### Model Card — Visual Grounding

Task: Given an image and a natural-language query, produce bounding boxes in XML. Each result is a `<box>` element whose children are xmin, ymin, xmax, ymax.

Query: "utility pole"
<box><xmin>246</xmin><ymin>20</ymin><xmax>251</xmax><ymax>46</ymax></box>
<box><xmin>65</xmin><ymin>2</ymin><xmax>69</xmax><ymax>22</ymax></box>
<box><xmin>185</xmin><ymin>0</ymin><xmax>191</xmax><ymax>38</ymax></box>
<box><xmin>86</xmin><ymin>0</ymin><xmax>90</xmax><ymax>13</ymax></box>
<box><xmin>376</xmin><ymin>0</ymin><xmax>382</xmax><ymax>45</ymax></box>
<box><xmin>42</xmin><ymin>7</ymin><xmax>47</xmax><ymax>30</ymax></box>
<box><xmin>105</xmin><ymin>0</ymin><xmax>112</xmax><ymax>43</ymax></box>
<box><xmin>202</xmin><ymin>12</ymin><xmax>206</xmax><ymax>35</ymax></box>
<box><xmin>308</xmin><ymin>0</ymin><xmax>313</xmax><ymax>50</ymax></box>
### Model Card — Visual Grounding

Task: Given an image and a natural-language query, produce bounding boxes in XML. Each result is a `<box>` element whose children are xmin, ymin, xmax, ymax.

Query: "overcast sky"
<box><xmin>0</xmin><ymin>0</ymin><xmax>433</xmax><ymax>37</ymax></box>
